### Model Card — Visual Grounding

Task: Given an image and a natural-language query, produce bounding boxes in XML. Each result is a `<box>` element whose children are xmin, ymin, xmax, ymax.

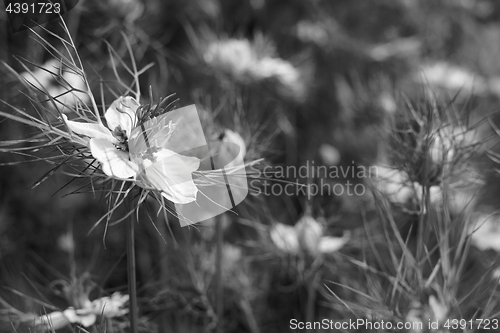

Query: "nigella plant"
<box><xmin>0</xmin><ymin>21</ymin><xmax>253</xmax><ymax>333</ymax></box>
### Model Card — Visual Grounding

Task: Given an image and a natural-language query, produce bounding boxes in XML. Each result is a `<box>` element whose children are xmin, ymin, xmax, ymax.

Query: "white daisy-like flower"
<box><xmin>63</xmin><ymin>96</ymin><xmax>200</xmax><ymax>204</ymax></box>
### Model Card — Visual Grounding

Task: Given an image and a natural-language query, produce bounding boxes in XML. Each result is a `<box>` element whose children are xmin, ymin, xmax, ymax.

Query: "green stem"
<box><xmin>127</xmin><ymin>215</ymin><xmax>139</xmax><ymax>333</ymax></box>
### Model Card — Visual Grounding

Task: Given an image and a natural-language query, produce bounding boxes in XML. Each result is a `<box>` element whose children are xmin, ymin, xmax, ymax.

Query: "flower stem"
<box><xmin>127</xmin><ymin>215</ymin><xmax>139</xmax><ymax>333</ymax></box>
<box><xmin>215</xmin><ymin>216</ymin><xmax>223</xmax><ymax>333</ymax></box>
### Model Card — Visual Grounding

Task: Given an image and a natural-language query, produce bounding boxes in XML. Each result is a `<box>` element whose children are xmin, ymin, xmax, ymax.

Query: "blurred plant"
<box><xmin>388</xmin><ymin>97</ymin><xmax>481</xmax><ymax>188</ymax></box>
<box><xmin>353</xmin><ymin>94</ymin><xmax>497</xmax><ymax>332</ymax></box>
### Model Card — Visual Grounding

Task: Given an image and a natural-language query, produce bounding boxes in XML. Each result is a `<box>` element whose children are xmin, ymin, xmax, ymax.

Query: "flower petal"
<box><xmin>128</xmin><ymin>105</ymin><xmax>207</xmax><ymax>157</ymax></box>
<box><xmin>21</xmin><ymin>59</ymin><xmax>59</xmax><ymax>90</ymax></box>
<box><xmin>138</xmin><ymin>148</ymin><xmax>200</xmax><ymax>204</ymax></box>
<box><xmin>91</xmin><ymin>292</ymin><xmax>129</xmax><ymax>318</ymax></box>
<box><xmin>270</xmin><ymin>223</ymin><xmax>299</xmax><ymax>254</ymax></box>
<box><xmin>318</xmin><ymin>235</ymin><xmax>349</xmax><ymax>254</ymax></box>
<box><xmin>105</xmin><ymin>96</ymin><xmax>139</xmax><ymax>136</ymax></box>
<box><xmin>295</xmin><ymin>216</ymin><xmax>323</xmax><ymax>254</ymax></box>
<box><xmin>63</xmin><ymin>308</ymin><xmax>97</xmax><ymax>327</ymax></box>
<box><xmin>63</xmin><ymin>114</ymin><xmax>115</xmax><ymax>142</ymax></box>
<box><xmin>35</xmin><ymin>311</ymin><xmax>71</xmax><ymax>330</ymax></box>
<box><xmin>90</xmin><ymin>138</ymin><xmax>139</xmax><ymax>179</ymax></box>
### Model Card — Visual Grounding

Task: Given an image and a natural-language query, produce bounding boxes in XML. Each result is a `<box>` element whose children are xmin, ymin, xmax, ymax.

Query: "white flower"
<box><xmin>295</xmin><ymin>216</ymin><xmax>324</xmax><ymax>255</ymax></box>
<box><xmin>63</xmin><ymin>96</ymin><xmax>200</xmax><ymax>204</ymax></box>
<box><xmin>35</xmin><ymin>310</ymin><xmax>72</xmax><ymax>331</ymax></box>
<box><xmin>204</xmin><ymin>39</ymin><xmax>256</xmax><ymax>78</ymax></box>
<box><xmin>471</xmin><ymin>214</ymin><xmax>500</xmax><ymax>252</ymax></box>
<box><xmin>62</xmin><ymin>307</ymin><xmax>96</xmax><ymax>327</ymax></box>
<box><xmin>21</xmin><ymin>59</ymin><xmax>59</xmax><ymax>89</ymax></box>
<box><xmin>84</xmin><ymin>292</ymin><xmax>129</xmax><ymax>319</ymax></box>
<box><xmin>21</xmin><ymin>60</ymin><xmax>90</xmax><ymax>113</ymax></box>
<box><xmin>57</xmin><ymin>233</ymin><xmax>75</xmax><ymax>253</ymax></box>
<box><xmin>493</xmin><ymin>268</ymin><xmax>500</xmax><ymax>282</ymax></box>
<box><xmin>203</xmin><ymin>38</ymin><xmax>305</xmax><ymax>99</ymax></box>
<box><xmin>295</xmin><ymin>20</ymin><xmax>329</xmax><ymax>46</ymax></box>
<box><xmin>417</xmin><ymin>61</ymin><xmax>488</xmax><ymax>95</ymax></box>
<box><xmin>429</xmin><ymin>125</ymin><xmax>477</xmax><ymax>165</ymax></box>
<box><xmin>35</xmin><ymin>292</ymin><xmax>129</xmax><ymax>329</ymax></box>
<box><xmin>428</xmin><ymin>295</ymin><xmax>448</xmax><ymax>323</ymax></box>
<box><xmin>270</xmin><ymin>223</ymin><xmax>300</xmax><ymax>254</ymax></box>
<box><xmin>318</xmin><ymin>143</ymin><xmax>340</xmax><ymax>166</ymax></box>
<box><xmin>251</xmin><ymin>57</ymin><xmax>304</xmax><ymax>97</ymax></box>
<box><xmin>370</xmin><ymin>165</ymin><xmax>442</xmax><ymax>206</ymax></box>
<box><xmin>270</xmin><ymin>216</ymin><xmax>349</xmax><ymax>256</ymax></box>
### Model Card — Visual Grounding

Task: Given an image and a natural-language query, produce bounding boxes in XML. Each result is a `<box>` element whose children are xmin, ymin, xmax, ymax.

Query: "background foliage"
<box><xmin>1</xmin><ymin>0</ymin><xmax>500</xmax><ymax>332</ymax></box>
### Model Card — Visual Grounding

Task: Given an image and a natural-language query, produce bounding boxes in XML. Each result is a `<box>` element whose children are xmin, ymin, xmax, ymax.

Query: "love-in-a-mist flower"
<box><xmin>63</xmin><ymin>96</ymin><xmax>200</xmax><ymax>204</ymax></box>
<box><xmin>34</xmin><ymin>292</ymin><xmax>129</xmax><ymax>330</ymax></box>
<box><xmin>270</xmin><ymin>216</ymin><xmax>349</xmax><ymax>256</ymax></box>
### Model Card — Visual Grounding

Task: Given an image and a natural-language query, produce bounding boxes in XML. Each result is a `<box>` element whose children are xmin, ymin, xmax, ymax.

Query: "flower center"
<box><xmin>112</xmin><ymin>126</ymin><xmax>129</xmax><ymax>151</ymax></box>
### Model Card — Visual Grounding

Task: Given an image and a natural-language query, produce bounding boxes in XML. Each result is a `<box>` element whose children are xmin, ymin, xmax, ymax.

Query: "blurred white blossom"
<box><xmin>417</xmin><ymin>61</ymin><xmax>488</xmax><ymax>95</ymax></box>
<box><xmin>270</xmin><ymin>223</ymin><xmax>300</xmax><ymax>255</ymax></box>
<box><xmin>369</xmin><ymin>37</ymin><xmax>421</xmax><ymax>62</ymax></box>
<box><xmin>428</xmin><ymin>295</ymin><xmax>448</xmax><ymax>323</ymax></box>
<box><xmin>295</xmin><ymin>216</ymin><xmax>324</xmax><ymax>255</ymax></box>
<box><xmin>429</xmin><ymin>125</ymin><xmax>478</xmax><ymax>165</ymax></box>
<box><xmin>295</xmin><ymin>21</ymin><xmax>329</xmax><ymax>46</ymax></box>
<box><xmin>204</xmin><ymin>39</ymin><xmax>255</xmax><ymax>79</ymax></box>
<box><xmin>404</xmin><ymin>296</ymin><xmax>448</xmax><ymax>333</ymax></box>
<box><xmin>471</xmin><ymin>214</ymin><xmax>500</xmax><ymax>252</ymax></box>
<box><xmin>34</xmin><ymin>292</ymin><xmax>128</xmax><ymax>331</ymax></box>
<box><xmin>22</xmin><ymin>59</ymin><xmax>59</xmax><ymax>89</ymax></box>
<box><xmin>270</xmin><ymin>216</ymin><xmax>349</xmax><ymax>256</ymax></box>
<box><xmin>319</xmin><ymin>143</ymin><xmax>341</xmax><ymax>166</ymax></box>
<box><xmin>57</xmin><ymin>233</ymin><xmax>75</xmax><ymax>253</ymax></box>
<box><xmin>493</xmin><ymin>268</ymin><xmax>500</xmax><ymax>282</ymax></box>
<box><xmin>20</xmin><ymin>59</ymin><xmax>90</xmax><ymax>113</ymax></box>
<box><xmin>203</xmin><ymin>38</ymin><xmax>305</xmax><ymax>100</ymax></box>
<box><xmin>370</xmin><ymin>165</ymin><xmax>442</xmax><ymax>206</ymax></box>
